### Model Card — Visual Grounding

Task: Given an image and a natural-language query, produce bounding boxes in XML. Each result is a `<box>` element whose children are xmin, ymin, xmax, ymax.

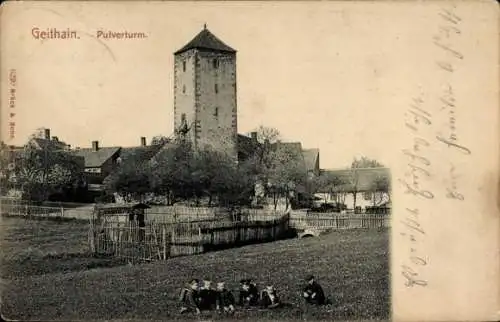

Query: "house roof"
<box><xmin>29</xmin><ymin>138</ymin><xmax>69</xmax><ymax>151</ymax></box>
<box><xmin>272</xmin><ymin>142</ymin><xmax>306</xmax><ymax>166</ymax></box>
<box><xmin>149</xmin><ymin>142</ymin><xmax>179</xmax><ymax>164</ymax></box>
<box><xmin>302</xmin><ymin>149</ymin><xmax>319</xmax><ymax>173</ymax></box>
<box><xmin>319</xmin><ymin>167</ymin><xmax>391</xmax><ymax>192</ymax></box>
<box><xmin>118</xmin><ymin>144</ymin><xmax>165</xmax><ymax>165</ymax></box>
<box><xmin>175</xmin><ymin>27</ymin><xmax>236</xmax><ymax>55</ymax></box>
<box><xmin>73</xmin><ymin>147</ymin><xmax>121</xmax><ymax>168</ymax></box>
<box><xmin>273</xmin><ymin>142</ymin><xmax>303</xmax><ymax>154</ymax></box>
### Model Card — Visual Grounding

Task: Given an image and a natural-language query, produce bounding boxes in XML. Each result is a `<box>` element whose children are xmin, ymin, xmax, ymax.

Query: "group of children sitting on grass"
<box><xmin>179</xmin><ymin>275</ymin><xmax>327</xmax><ymax>315</ymax></box>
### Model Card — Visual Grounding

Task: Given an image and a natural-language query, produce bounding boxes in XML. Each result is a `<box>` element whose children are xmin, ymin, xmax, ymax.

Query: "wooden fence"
<box><xmin>2</xmin><ymin>201</ymin><xmax>389</xmax><ymax>262</ymax></box>
<box><xmin>0</xmin><ymin>197</ymin><xmax>90</xmax><ymax>208</ymax></box>
<box><xmin>289</xmin><ymin>212</ymin><xmax>390</xmax><ymax>230</ymax></box>
<box><xmin>1</xmin><ymin>204</ymin><xmax>67</xmax><ymax>220</ymax></box>
<box><xmin>1</xmin><ymin>203</ymin><xmax>94</xmax><ymax>221</ymax></box>
<box><xmin>91</xmin><ymin>212</ymin><xmax>388</xmax><ymax>262</ymax></box>
<box><xmin>90</xmin><ymin>214</ymin><xmax>291</xmax><ymax>262</ymax></box>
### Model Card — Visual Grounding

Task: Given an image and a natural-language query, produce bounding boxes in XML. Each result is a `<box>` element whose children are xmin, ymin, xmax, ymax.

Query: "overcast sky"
<box><xmin>1</xmin><ymin>1</ymin><xmax>492</xmax><ymax>169</ymax></box>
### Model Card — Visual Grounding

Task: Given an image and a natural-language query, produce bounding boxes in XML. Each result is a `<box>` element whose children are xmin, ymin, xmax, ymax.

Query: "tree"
<box><xmin>149</xmin><ymin>141</ymin><xmax>194</xmax><ymax>205</ymax></box>
<box><xmin>103</xmin><ymin>149</ymin><xmax>155</xmax><ymax>202</ymax></box>
<box><xmin>151</xmin><ymin>135</ymin><xmax>170</xmax><ymax>146</ymax></box>
<box><xmin>209</xmin><ymin>153</ymin><xmax>254</xmax><ymax>209</ymax></box>
<box><xmin>254</xmin><ymin>125</ymin><xmax>281</xmax><ymax>145</ymax></box>
<box><xmin>149</xmin><ymin>148</ymin><xmax>177</xmax><ymax>205</ymax></box>
<box><xmin>6</xmin><ymin>145</ymin><xmax>83</xmax><ymax>201</ymax></box>
<box><xmin>351</xmin><ymin>156</ymin><xmax>384</xmax><ymax>169</ymax></box>
<box><xmin>312</xmin><ymin>172</ymin><xmax>345</xmax><ymax>204</ymax></box>
<box><xmin>244</xmin><ymin>126</ymin><xmax>312</xmax><ymax>210</ymax></box>
<box><xmin>349</xmin><ymin>167</ymin><xmax>360</xmax><ymax>212</ymax></box>
<box><xmin>149</xmin><ymin>141</ymin><xmax>254</xmax><ymax>208</ymax></box>
<box><xmin>0</xmin><ymin>143</ymin><xmax>15</xmax><ymax>195</ymax></box>
<box><xmin>370</xmin><ymin>175</ymin><xmax>391</xmax><ymax>206</ymax></box>
<box><xmin>188</xmin><ymin>146</ymin><xmax>255</xmax><ymax>208</ymax></box>
<box><xmin>349</xmin><ymin>156</ymin><xmax>385</xmax><ymax>212</ymax></box>
<box><xmin>266</xmin><ymin>143</ymin><xmax>306</xmax><ymax>210</ymax></box>
<box><xmin>252</xmin><ymin>125</ymin><xmax>281</xmax><ymax>171</ymax></box>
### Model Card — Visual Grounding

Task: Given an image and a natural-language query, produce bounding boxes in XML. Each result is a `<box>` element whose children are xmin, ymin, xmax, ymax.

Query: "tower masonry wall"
<box><xmin>174</xmin><ymin>50</ymin><xmax>197</xmax><ymax>144</ymax></box>
<box><xmin>195</xmin><ymin>50</ymin><xmax>237</xmax><ymax>158</ymax></box>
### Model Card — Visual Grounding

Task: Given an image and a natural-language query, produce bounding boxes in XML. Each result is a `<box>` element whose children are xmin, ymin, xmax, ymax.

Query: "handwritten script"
<box><xmin>399</xmin><ymin>4</ymin><xmax>470</xmax><ymax>288</ymax></box>
<box><xmin>435</xmin><ymin>6</ymin><xmax>470</xmax><ymax>201</ymax></box>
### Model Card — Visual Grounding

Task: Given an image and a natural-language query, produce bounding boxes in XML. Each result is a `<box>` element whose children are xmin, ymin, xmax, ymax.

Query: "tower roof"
<box><xmin>174</xmin><ymin>26</ymin><xmax>236</xmax><ymax>55</ymax></box>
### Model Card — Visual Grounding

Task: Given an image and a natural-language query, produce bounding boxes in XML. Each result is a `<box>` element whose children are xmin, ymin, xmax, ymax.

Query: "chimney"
<box><xmin>44</xmin><ymin>128</ymin><xmax>50</xmax><ymax>140</ymax></box>
<box><xmin>92</xmin><ymin>141</ymin><xmax>99</xmax><ymax>152</ymax></box>
<box><xmin>52</xmin><ymin>136</ymin><xmax>58</xmax><ymax>142</ymax></box>
<box><xmin>251</xmin><ymin>132</ymin><xmax>258</xmax><ymax>142</ymax></box>
<box><xmin>140</xmin><ymin>137</ymin><xmax>147</xmax><ymax>147</ymax></box>
<box><xmin>66</xmin><ymin>144</ymin><xmax>71</xmax><ymax>150</ymax></box>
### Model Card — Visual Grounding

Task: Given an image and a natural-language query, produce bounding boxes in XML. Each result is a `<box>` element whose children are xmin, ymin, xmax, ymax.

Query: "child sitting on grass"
<box><xmin>238</xmin><ymin>279</ymin><xmax>260</xmax><ymax>307</ymax></box>
<box><xmin>260</xmin><ymin>285</ymin><xmax>281</xmax><ymax>309</ymax></box>
<box><xmin>215</xmin><ymin>282</ymin><xmax>235</xmax><ymax>314</ymax></box>
<box><xmin>179</xmin><ymin>279</ymin><xmax>201</xmax><ymax>314</ymax></box>
<box><xmin>303</xmin><ymin>275</ymin><xmax>327</xmax><ymax>305</ymax></box>
<box><xmin>198</xmin><ymin>279</ymin><xmax>217</xmax><ymax>311</ymax></box>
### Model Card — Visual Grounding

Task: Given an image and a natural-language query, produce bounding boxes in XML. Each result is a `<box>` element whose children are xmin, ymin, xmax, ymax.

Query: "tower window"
<box><xmin>182</xmin><ymin>85</ymin><xmax>186</xmax><ymax>93</ymax></box>
<box><xmin>213</xmin><ymin>58</ymin><xmax>219</xmax><ymax>69</ymax></box>
<box><xmin>214</xmin><ymin>107</ymin><xmax>219</xmax><ymax>118</ymax></box>
<box><xmin>214</xmin><ymin>83</ymin><xmax>219</xmax><ymax>94</ymax></box>
<box><xmin>181</xmin><ymin>113</ymin><xmax>186</xmax><ymax>122</ymax></box>
<box><xmin>182</xmin><ymin>61</ymin><xmax>186</xmax><ymax>72</ymax></box>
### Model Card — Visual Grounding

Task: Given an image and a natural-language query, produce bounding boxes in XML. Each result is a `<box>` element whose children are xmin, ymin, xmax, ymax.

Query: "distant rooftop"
<box><xmin>175</xmin><ymin>26</ymin><xmax>236</xmax><ymax>55</ymax></box>
<box><xmin>319</xmin><ymin>167</ymin><xmax>391</xmax><ymax>192</ymax></box>
<box><xmin>302</xmin><ymin>148</ymin><xmax>320</xmax><ymax>173</ymax></box>
<box><xmin>73</xmin><ymin>147</ymin><xmax>121</xmax><ymax>168</ymax></box>
<box><xmin>29</xmin><ymin>138</ymin><xmax>69</xmax><ymax>151</ymax></box>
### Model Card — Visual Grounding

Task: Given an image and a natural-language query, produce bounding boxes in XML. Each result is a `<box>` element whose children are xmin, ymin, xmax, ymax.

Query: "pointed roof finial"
<box><xmin>174</xmin><ymin>24</ymin><xmax>236</xmax><ymax>55</ymax></box>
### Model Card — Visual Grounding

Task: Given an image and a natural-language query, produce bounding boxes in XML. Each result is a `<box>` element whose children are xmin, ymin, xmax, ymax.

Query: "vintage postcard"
<box><xmin>0</xmin><ymin>0</ymin><xmax>498</xmax><ymax>321</ymax></box>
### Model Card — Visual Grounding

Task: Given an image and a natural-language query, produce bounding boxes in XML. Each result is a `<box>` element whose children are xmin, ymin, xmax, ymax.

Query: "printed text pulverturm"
<box><xmin>96</xmin><ymin>30</ymin><xmax>148</xmax><ymax>39</ymax></box>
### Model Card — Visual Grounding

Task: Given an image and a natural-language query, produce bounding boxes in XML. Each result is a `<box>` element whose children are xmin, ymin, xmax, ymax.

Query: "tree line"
<box><xmin>103</xmin><ymin>127</ymin><xmax>307</xmax><ymax>209</ymax></box>
<box><xmin>1</xmin><ymin>127</ymin><xmax>390</xmax><ymax>211</ymax></box>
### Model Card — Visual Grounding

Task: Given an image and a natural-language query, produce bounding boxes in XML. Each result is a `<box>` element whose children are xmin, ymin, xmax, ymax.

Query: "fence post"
<box><xmin>198</xmin><ymin>226</ymin><xmax>202</xmax><ymax>253</ymax></box>
<box><xmin>88</xmin><ymin>217</ymin><xmax>96</xmax><ymax>254</ymax></box>
<box><xmin>162</xmin><ymin>225</ymin><xmax>167</xmax><ymax>260</ymax></box>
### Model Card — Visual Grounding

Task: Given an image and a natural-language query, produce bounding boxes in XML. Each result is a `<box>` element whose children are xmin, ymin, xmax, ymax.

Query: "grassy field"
<box><xmin>1</xmin><ymin>217</ymin><xmax>389</xmax><ymax>321</ymax></box>
<box><xmin>1</xmin><ymin>217</ymin><xmax>127</xmax><ymax>278</ymax></box>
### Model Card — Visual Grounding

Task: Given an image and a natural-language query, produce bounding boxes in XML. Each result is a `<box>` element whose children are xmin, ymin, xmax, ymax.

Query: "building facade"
<box><xmin>74</xmin><ymin>140</ymin><xmax>121</xmax><ymax>185</ymax></box>
<box><xmin>314</xmin><ymin>167</ymin><xmax>391</xmax><ymax>211</ymax></box>
<box><xmin>173</xmin><ymin>25</ymin><xmax>238</xmax><ymax>159</ymax></box>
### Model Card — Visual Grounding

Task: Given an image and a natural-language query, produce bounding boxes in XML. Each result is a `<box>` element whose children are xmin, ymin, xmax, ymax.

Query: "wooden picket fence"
<box><xmin>1</xmin><ymin>199</ymin><xmax>390</xmax><ymax>263</ymax></box>
<box><xmin>90</xmin><ymin>214</ymin><xmax>291</xmax><ymax>262</ymax></box>
<box><xmin>1</xmin><ymin>204</ymin><xmax>63</xmax><ymax>218</ymax></box>
<box><xmin>0</xmin><ymin>199</ymin><xmax>94</xmax><ymax>221</ymax></box>
<box><xmin>289</xmin><ymin>212</ymin><xmax>390</xmax><ymax>230</ymax></box>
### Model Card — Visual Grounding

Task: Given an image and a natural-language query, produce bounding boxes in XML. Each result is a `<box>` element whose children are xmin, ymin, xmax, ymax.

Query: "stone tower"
<box><xmin>173</xmin><ymin>25</ymin><xmax>237</xmax><ymax>159</ymax></box>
